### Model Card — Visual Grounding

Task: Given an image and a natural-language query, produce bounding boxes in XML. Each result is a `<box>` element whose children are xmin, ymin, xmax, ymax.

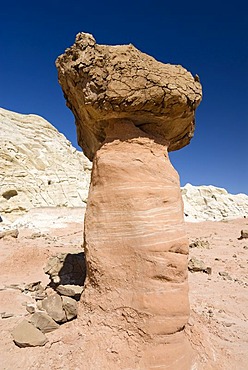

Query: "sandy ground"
<box><xmin>0</xmin><ymin>208</ymin><xmax>247</xmax><ymax>370</ymax></box>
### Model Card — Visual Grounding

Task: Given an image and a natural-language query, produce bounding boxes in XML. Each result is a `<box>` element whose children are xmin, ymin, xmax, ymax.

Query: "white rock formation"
<box><xmin>1</xmin><ymin>108</ymin><xmax>247</xmax><ymax>223</ymax></box>
<box><xmin>0</xmin><ymin>108</ymin><xmax>91</xmax><ymax>221</ymax></box>
<box><xmin>182</xmin><ymin>183</ymin><xmax>248</xmax><ymax>221</ymax></box>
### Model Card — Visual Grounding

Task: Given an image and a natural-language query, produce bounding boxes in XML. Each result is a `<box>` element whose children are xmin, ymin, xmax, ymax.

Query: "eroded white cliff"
<box><xmin>182</xmin><ymin>183</ymin><xmax>248</xmax><ymax>221</ymax></box>
<box><xmin>0</xmin><ymin>108</ymin><xmax>91</xmax><ymax>220</ymax></box>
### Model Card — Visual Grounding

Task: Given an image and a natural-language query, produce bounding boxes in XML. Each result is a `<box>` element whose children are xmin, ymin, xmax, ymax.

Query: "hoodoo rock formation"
<box><xmin>56</xmin><ymin>32</ymin><xmax>202</xmax><ymax>369</ymax></box>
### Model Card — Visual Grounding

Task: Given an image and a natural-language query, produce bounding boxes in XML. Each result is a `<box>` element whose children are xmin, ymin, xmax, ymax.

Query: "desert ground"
<box><xmin>0</xmin><ymin>208</ymin><xmax>247</xmax><ymax>370</ymax></box>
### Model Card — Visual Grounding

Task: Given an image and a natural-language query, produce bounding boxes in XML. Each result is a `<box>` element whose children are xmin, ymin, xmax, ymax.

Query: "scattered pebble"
<box><xmin>188</xmin><ymin>257</ymin><xmax>212</xmax><ymax>274</ymax></box>
<box><xmin>240</xmin><ymin>230</ymin><xmax>248</xmax><ymax>239</ymax></box>
<box><xmin>1</xmin><ymin>312</ymin><xmax>14</xmax><ymax>319</ymax></box>
<box><xmin>218</xmin><ymin>271</ymin><xmax>232</xmax><ymax>280</ymax></box>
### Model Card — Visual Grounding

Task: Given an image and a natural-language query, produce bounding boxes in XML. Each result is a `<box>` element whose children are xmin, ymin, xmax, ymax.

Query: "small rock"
<box><xmin>218</xmin><ymin>271</ymin><xmax>232</xmax><ymax>280</ymax></box>
<box><xmin>4</xmin><ymin>283</ymin><xmax>24</xmax><ymax>292</ymax></box>
<box><xmin>45</xmin><ymin>286</ymin><xmax>56</xmax><ymax>296</ymax></box>
<box><xmin>205</xmin><ymin>267</ymin><xmax>212</xmax><ymax>275</ymax></box>
<box><xmin>188</xmin><ymin>257</ymin><xmax>211</xmax><ymax>274</ymax></box>
<box><xmin>36</xmin><ymin>300</ymin><xmax>45</xmax><ymax>311</ymax></box>
<box><xmin>189</xmin><ymin>239</ymin><xmax>210</xmax><ymax>249</ymax></box>
<box><xmin>208</xmin><ymin>309</ymin><xmax>214</xmax><ymax>317</ymax></box>
<box><xmin>29</xmin><ymin>312</ymin><xmax>60</xmax><ymax>333</ymax></box>
<box><xmin>24</xmin><ymin>281</ymin><xmax>44</xmax><ymax>292</ymax></box>
<box><xmin>243</xmin><ymin>246</ymin><xmax>248</xmax><ymax>250</ymax></box>
<box><xmin>0</xmin><ymin>228</ymin><xmax>19</xmax><ymax>239</ymax></box>
<box><xmin>42</xmin><ymin>293</ymin><xmax>66</xmax><ymax>323</ymax></box>
<box><xmin>32</xmin><ymin>292</ymin><xmax>47</xmax><ymax>300</ymax></box>
<box><xmin>223</xmin><ymin>322</ymin><xmax>233</xmax><ymax>327</ymax></box>
<box><xmin>240</xmin><ymin>230</ymin><xmax>248</xmax><ymax>239</ymax></box>
<box><xmin>28</xmin><ymin>232</ymin><xmax>47</xmax><ymax>239</ymax></box>
<box><xmin>26</xmin><ymin>303</ymin><xmax>36</xmax><ymax>314</ymax></box>
<box><xmin>56</xmin><ymin>284</ymin><xmax>84</xmax><ymax>298</ymax></box>
<box><xmin>24</xmin><ymin>282</ymin><xmax>46</xmax><ymax>300</ymax></box>
<box><xmin>1</xmin><ymin>312</ymin><xmax>14</xmax><ymax>319</ymax></box>
<box><xmin>187</xmin><ymin>317</ymin><xmax>194</xmax><ymax>326</ymax></box>
<box><xmin>12</xmin><ymin>319</ymin><xmax>48</xmax><ymax>347</ymax></box>
<box><xmin>62</xmin><ymin>296</ymin><xmax>77</xmax><ymax>321</ymax></box>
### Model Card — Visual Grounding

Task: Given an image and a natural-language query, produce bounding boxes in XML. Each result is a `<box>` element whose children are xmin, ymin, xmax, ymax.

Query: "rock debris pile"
<box><xmin>11</xmin><ymin>252</ymin><xmax>86</xmax><ymax>347</ymax></box>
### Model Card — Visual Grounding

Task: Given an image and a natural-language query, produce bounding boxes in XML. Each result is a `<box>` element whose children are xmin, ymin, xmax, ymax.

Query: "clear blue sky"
<box><xmin>1</xmin><ymin>0</ymin><xmax>247</xmax><ymax>194</ymax></box>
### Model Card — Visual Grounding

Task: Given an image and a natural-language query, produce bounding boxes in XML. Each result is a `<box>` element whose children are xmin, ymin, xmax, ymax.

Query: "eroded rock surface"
<box><xmin>182</xmin><ymin>183</ymin><xmax>248</xmax><ymax>221</ymax></box>
<box><xmin>0</xmin><ymin>108</ymin><xmax>91</xmax><ymax>221</ymax></box>
<box><xmin>29</xmin><ymin>312</ymin><xmax>59</xmax><ymax>333</ymax></box>
<box><xmin>41</xmin><ymin>293</ymin><xmax>66</xmax><ymax>323</ymax></box>
<box><xmin>56</xmin><ymin>32</ymin><xmax>202</xmax><ymax>160</ymax></box>
<box><xmin>12</xmin><ymin>320</ymin><xmax>48</xmax><ymax>347</ymax></box>
<box><xmin>56</xmin><ymin>32</ymin><xmax>202</xmax><ymax>369</ymax></box>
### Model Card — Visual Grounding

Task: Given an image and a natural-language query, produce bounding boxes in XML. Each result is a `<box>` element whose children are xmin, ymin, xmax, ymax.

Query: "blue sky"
<box><xmin>1</xmin><ymin>0</ymin><xmax>247</xmax><ymax>194</ymax></box>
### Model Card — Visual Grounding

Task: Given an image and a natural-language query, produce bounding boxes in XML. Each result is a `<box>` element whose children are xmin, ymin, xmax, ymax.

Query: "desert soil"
<box><xmin>0</xmin><ymin>208</ymin><xmax>247</xmax><ymax>370</ymax></box>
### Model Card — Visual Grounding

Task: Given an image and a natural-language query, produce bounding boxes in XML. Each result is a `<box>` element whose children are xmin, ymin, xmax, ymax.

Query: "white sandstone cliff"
<box><xmin>182</xmin><ymin>183</ymin><xmax>248</xmax><ymax>221</ymax></box>
<box><xmin>0</xmin><ymin>108</ymin><xmax>91</xmax><ymax>221</ymax></box>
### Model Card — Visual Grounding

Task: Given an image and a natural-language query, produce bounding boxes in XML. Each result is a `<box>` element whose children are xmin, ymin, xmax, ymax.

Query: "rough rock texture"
<box><xmin>0</xmin><ymin>108</ymin><xmax>91</xmax><ymax>221</ymax></box>
<box><xmin>56</xmin><ymin>33</ymin><xmax>202</xmax><ymax>369</ymax></box>
<box><xmin>182</xmin><ymin>183</ymin><xmax>248</xmax><ymax>221</ymax></box>
<box><xmin>240</xmin><ymin>229</ymin><xmax>248</xmax><ymax>239</ymax></box>
<box><xmin>41</xmin><ymin>293</ymin><xmax>66</xmax><ymax>323</ymax></box>
<box><xmin>29</xmin><ymin>312</ymin><xmax>59</xmax><ymax>333</ymax></box>
<box><xmin>62</xmin><ymin>296</ymin><xmax>77</xmax><ymax>320</ymax></box>
<box><xmin>56</xmin><ymin>32</ymin><xmax>202</xmax><ymax>161</ymax></box>
<box><xmin>12</xmin><ymin>319</ymin><xmax>48</xmax><ymax>347</ymax></box>
<box><xmin>56</xmin><ymin>284</ymin><xmax>84</xmax><ymax>297</ymax></box>
<box><xmin>0</xmin><ymin>228</ymin><xmax>19</xmax><ymax>239</ymax></box>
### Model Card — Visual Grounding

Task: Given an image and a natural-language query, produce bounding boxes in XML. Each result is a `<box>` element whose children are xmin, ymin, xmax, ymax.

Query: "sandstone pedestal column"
<box><xmin>56</xmin><ymin>33</ymin><xmax>202</xmax><ymax>369</ymax></box>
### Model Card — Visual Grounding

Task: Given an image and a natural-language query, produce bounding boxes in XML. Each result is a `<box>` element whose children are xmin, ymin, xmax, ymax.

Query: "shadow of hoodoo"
<box><xmin>44</xmin><ymin>252</ymin><xmax>86</xmax><ymax>300</ymax></box>
<box><xmin>58</xmin><ymin>252</ymin><xmax>86</xmax><ymax>286</ymax></box>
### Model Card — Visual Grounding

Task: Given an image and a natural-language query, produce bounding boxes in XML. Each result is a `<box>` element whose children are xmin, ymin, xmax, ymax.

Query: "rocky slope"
<box><xmin>0</xmin><ymin>108</ymin><xmax>91</xmax><ymax>221</ymax></box>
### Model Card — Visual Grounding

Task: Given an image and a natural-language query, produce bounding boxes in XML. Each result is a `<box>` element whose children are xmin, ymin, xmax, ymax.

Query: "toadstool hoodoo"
<box><xmin>56</xmin><ymin>32</ymin><xmax>202</xmax><ymax>369</ymax></box>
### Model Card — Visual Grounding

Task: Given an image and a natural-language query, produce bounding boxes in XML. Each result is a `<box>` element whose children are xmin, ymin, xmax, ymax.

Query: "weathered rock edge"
<box><xmin>56</xmin><ymin>33</ymin><xmax>202</xmax><ymax>369</ymax></box>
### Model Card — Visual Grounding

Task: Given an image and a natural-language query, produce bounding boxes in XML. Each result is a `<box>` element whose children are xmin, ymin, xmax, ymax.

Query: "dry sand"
<box><xmin>0</xmin><ymin>209</ymin><xmax>247</xmax><ymax>370</ymax></box>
